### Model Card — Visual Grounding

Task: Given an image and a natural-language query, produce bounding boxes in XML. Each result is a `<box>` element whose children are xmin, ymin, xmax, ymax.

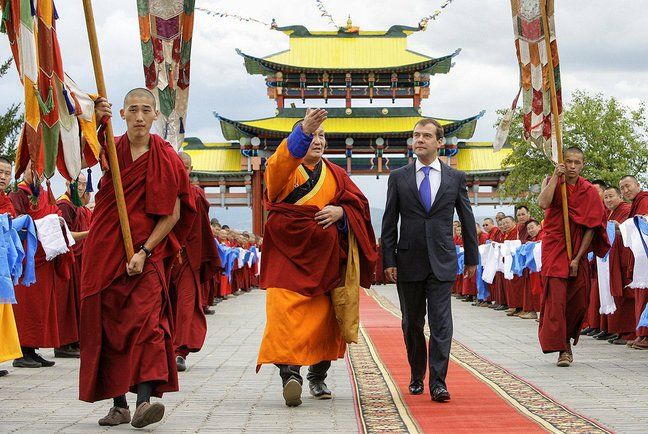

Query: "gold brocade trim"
<box><xmin>295</xmin><ymin>162</ymin><xmax>327</xmax><ymax>205</ymax></box>
<box><xmin>364</xmin><ymin>288</ymin><xmax>613</xmax><ymax>434</ymax></box>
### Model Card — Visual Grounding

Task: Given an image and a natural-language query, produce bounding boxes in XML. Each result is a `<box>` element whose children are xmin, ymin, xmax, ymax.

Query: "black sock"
<box><xmin>113</xmin><ymin>395</ymin><xmax>128</xmax><ymax>409</ymax></box>
<box><xmin>21</xmin><ymin>347</ymin><xmax>35</xmax><ymax>357</ymax></box>
<box><xmin>136</xmin><ymin>382</ymin><xmax>154</xmax><ymax>407</ymax></box>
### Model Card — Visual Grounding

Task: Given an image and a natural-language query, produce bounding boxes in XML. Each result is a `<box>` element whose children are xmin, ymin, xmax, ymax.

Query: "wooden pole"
<box><xmin>82</xmin><ymin>0</ymin><xmax>135</xmax><ymax>261</ymax></box>
<box><xmin>540</xmin><ymin>0</ymin><xmax>572</xmax><ymax>260</ymax></box>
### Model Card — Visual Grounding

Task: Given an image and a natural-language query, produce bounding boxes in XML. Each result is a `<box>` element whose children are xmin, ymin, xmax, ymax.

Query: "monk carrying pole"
<box><xmin>540</xmin><ymin>0</ymin><xmax>572</xmax><ymax>260</ymax></box>
<box><xmin>82</xmin><ymin>0</ymin><xmax>135</xmax><ymax>261</ymax></box>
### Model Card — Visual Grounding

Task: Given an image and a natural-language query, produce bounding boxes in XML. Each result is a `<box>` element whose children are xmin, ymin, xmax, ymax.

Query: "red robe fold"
<box><xmin>538</xmin><ymin>177</ymin><xmax>609</xmax><ymax>353</ymax></box>
<box><xmin>605</xmin><ymin>202</ymin><xmax>635</xmax><ymax>338</ymax></box>
<box><xmin>628</xmin><ymin>191</ymin><xmax>648</xmax><ymax>337</ymax></box>
<box><xmin>453</xmin><ymin>235</ymin><xmax>464</xmax><ymax>295</ymax></box>
<box><xmin>487</xmin><ymin>227</ymin><xmax>505</xmax><ymax>304</ymax></box>
<box><xmin>170</xmin><ymin>185</ymin><xmax>220</xmax><ymax>358</ymax></box>
<box><xmin>525</xmin><ymin>230</ymin><xmax>544</xmax><ymax>311</ymax></box>
<box><xmin>9</xmin><ymin>183</ymin><xmax>71</xmax><ymax>348</ymax></box>
<box><xmin>261</xmin><ymin>160</ymin><xmax>377</xmax><ymax>297</ymax></box>
<box><xmin>0</xmin><ymin>192</ymin><xmax>16</xmax><ymax>216</ymax></box>
<box><xmin>79</xmin><ymin>133</ymin><xmax>196</xmax><ymax>403</ymax></box>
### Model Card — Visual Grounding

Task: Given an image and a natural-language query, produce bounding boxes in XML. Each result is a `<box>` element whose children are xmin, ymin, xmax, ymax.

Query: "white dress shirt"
<box><xmin>415</xmin><ymin>157</ymin><xmax>442</xmax><ymax>207</ymax></box>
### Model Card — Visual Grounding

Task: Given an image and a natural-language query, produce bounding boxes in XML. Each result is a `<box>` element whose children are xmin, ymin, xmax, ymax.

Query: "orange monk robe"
<box><xmin>503</xmin><ymin>227</ymin><xmax>524</xmax><ymax>309</ymax></box>
<box><xmin>257</xmin><ymin>139</ymin><xmax>346</xmax><ymax>369</ymax></box>
<box><xmin>538</xmin><ymin>178</ymin><xmax>608</xmax><ymax>353</ymax></box>
<box><xmin>10</xmin><ymin>183</ymin><xmax>71</xmax><ymax>349</ymax></box>
<box><xmin>628</xmin><ymin>191</ymin><xmax>648</xmax><ymax>337</ymax></box>
<box><xmin>605</xmin><ymin>202</ymin><xmax>635</xmax><ymax>339</ymax></box>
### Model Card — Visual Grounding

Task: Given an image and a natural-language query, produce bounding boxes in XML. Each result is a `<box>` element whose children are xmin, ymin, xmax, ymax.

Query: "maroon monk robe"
<box><xmin>628</xmin><ymin>191</ymin><xmax>648</xmax><ymax>337</ymax></box>
<box><xmin>50</xmin><ymin>195</ymin><xmax>82</xmax><ymax>346</ymax></box>
<box><xmin>519</xmin><ymin>224</ymin><xmax>537</xmax><ymax>313</ymax></box>
<box><xmin>604</xmin><ymin>202</ymin><xmax>635</xmax><ymax>339</ymax></box>
<box><xmin>10</xmin><ymin>183</ymin><xmax>73</xmax><ymax>349</ymax></box>
<box><xmin>462</xmin><ymin>232</ymin><xmax>489</xmax><ymax>297</ymax></box>
<box><xmin>0</xmin><ymin>191</ymin><xmax>16</xmax><ymax>216</ymax></box>
<box><xmin>261</xmin><ymin>159</ymin><xmax>377</xmax><ymax>296</ymax></box>
<box><xmin>488</xmin><ymin>227</ymin><xmax>506</xmax><ymax>304</ymax></box>
<box><xmin>538</xmin><ymin>177</ymin><xmax>609</xmax><ymax>353</ymax></box>
<box><xmin>503</xmin><ymin>227</ymin><xmax>524</xmax><ymax>309</ymax></box>
<box><xmin>527</xmin><ymin>230</ymin><xmax>544</xmax><ymax>311</ymax></box>
<box><xmin>170</xmin><ymin>185</ymin><xmax>220</xmax><ymax>359</ymax></box>
<box><xmin>453</xmin><ymin>235</ymin><xmax>464</xmax><ymax>295</ymax></box>
<box><xmin>79</xmin><ymin>134</ymin><xmax>196</xmax><ymax>403</ymax></box>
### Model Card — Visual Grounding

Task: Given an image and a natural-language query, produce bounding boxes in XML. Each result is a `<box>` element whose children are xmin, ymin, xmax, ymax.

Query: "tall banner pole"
<box><xmin>540</xmin><ymin>0</ymin><xmax>572</xmax><ymax>260</ymax></box>
<box><xmin>82</xmin><ymin>0</ymin><xmax>135</xmax><ymax>261</ymax></box>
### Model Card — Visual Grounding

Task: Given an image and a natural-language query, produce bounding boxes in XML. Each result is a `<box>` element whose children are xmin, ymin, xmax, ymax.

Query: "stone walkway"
<box><xmin>2</xmin><ymin>286</ymin><xmax>647</xmax><ymax>433</ymax></box>
<box><xmin>374</xmin><ymin>285</ymin><xmax>648</xmax><ymax>434</ymax></box>
<box><xmin>0</xmin><ymin>289</ymin><xmax>358</xmax><ymax>433</ymax></box>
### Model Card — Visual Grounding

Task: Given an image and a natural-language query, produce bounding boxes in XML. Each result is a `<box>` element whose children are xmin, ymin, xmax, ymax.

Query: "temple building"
<box><xmin>184</xmin><ymin>20</ymin><xmax>512</xmax><ymax>234</ymax></box>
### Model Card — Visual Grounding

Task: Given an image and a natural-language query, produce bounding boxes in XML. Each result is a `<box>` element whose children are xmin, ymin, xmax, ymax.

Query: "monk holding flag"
<box><xmin>537</xmin><ymin>147</ymin><xmax>609</xmax><ymax>367</ymax></box>
<box><xmin>258</xmin><ymin>108</ymin><xmax>377</xmax><ymax>407</ymax></box>
<box><xmin>171</xmin><ymin>152</ymin><xmax>220</xmax><ymax>372</ymax></box>
<box><xmin>79</xmin><ymin>89</ymin><xmax>196</xmax><ymax>428</ymax></box>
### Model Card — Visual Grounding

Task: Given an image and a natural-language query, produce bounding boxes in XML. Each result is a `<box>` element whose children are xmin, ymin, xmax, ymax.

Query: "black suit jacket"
<box><xmin>381</xmin><ymin>160</ymin><xmax>479</xmax><ymax>282</ymax></box>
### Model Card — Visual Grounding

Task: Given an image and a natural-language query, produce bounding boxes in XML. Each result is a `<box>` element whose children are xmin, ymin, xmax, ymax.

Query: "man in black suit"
<box><xmin>381</xmin><ymin>118</ymin><xmax>478</xmax><ymax>402</ymax></box>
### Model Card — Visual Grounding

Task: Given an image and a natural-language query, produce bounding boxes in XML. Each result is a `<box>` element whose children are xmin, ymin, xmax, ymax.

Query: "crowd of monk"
<box><xmin>374</xmin><ymin>175</ymin><xmax>648</xmax><ymax>351</ymax></box>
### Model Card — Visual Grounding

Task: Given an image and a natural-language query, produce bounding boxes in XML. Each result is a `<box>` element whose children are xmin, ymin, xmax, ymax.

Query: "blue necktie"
<box><xmin>419</xmin><ymin>166</ymin><xmax>432</xmax><ymax>212</ymax></box>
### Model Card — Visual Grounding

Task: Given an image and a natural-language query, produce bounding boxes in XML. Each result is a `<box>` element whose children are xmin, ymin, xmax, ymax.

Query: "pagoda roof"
<box><xmin>181</xmin><ymin>138</ymin><xmax>243</xmax><ymax>173</ymax></box>
<box><xmin>216</xmin><ymin>107</ymin><xmax>484</xmax><ymax>141</ymax></box>
<box><xmin>456</xmin><ymin>142</ymin><xmax>512</xmax><ymax>174</ymax></box>
<box><xmin>237</xmin><ymin>24</ymin><xmax>460</xmax><ymax>74</ymax></box>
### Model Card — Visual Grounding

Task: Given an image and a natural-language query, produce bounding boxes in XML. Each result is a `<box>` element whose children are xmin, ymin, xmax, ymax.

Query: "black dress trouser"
<box><xmin>276</xmin><ymin>361</ymin><xmax>331</xmax><ymax>386</ymax></box>
<box><xmin>397</xmin><ymin>272</ymin><xmax>454</xmax><ymax>390</ymax></box>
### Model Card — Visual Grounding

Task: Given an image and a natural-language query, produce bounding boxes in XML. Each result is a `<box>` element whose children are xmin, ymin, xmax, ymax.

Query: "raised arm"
<box><xmin>538</xmin><ymin>164</ymin><xmax>565</xmax><ymax>209</ymax></box>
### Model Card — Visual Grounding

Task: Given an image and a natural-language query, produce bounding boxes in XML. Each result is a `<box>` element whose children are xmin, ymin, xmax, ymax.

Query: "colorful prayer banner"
<box><xmin>0</xmin><ymin>0</ymin><xmax>100</xmax><ymax>180</ymax></box>
<box><xmin>497</xmin><ymin>0</ymin><xmax>562</xmax><ymax>161</ymax></box>
<box><xmin>138</xmin><ymin>0</ymin><xmax>195</xmax><ymax>151</ymax></box>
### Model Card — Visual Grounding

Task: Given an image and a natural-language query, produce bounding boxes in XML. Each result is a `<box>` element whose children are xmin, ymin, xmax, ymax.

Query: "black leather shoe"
<box><xmin>593</xmin><ymin>331</ymin><xmax>613</xmax><ymax>340</ymax></box>
<box><xmin>603</xmin><ymin>333</ymin><xmax>619</xmax><ymax>342</ymax></box>
<box><xmin>13</xmin><ymin>356</ymin><xmax>42</xmax><ymax>368</ymax></box>
<box><xmin>580</xmin><ymin>327</ymin><xmax>594</xmax><ymax>336</ymax></box>
<box><xmin>309</xmin><ymin>382</ymin><xmax>332</xmax><ymax>399</ymax></box>
<box><xmin>586</xmin><ymin>328</ymin><xmax>601</xmax><ymax>336</ymax></box>
<box><xmin>283</xmin><ymin>377</ymin><xmax>302</xmax><ymax>407</ymax></box>
<box><xmin>0</xmin><ymin>369</ymin><xmax>8</xmax><ymax>377</ymax></box>
<box><xmin>409</xmin><ymin>380</ymin><xmax>424</xmax><ymax>395</ymax></box>
<box><xmin>203</xmin><ymin>307</ymin><xmax>215</xmax><ymax>315</ymax></box>
<box><xmin>176</xmin><ymin>356</ymin><xmax>186</xmax><ymax>372</ymax></box>
<box><xmin>494</xmin><ymin>304</ymin><xmax>508</xmax><ymax>311</ymax></box>
<box><xmin>30</xmin><ymin>352</ymin><xmax>55</xmax><ymax>367</ymax></box>
<box><xmin>54</xmin><ymin>346</ymin><xmax>80</xmax><ymax>358</ymax></box>
<box><xmin>432</xmin><ymin>386</ymin><xmax>451</xmax><ymax>402</ymax></box>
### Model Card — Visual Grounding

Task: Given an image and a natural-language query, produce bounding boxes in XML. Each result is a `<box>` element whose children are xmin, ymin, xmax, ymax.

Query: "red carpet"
<box><xmin>349</xmin><ymin>289</ymin><xmax>610</xmax><ymax>433</ymax></box>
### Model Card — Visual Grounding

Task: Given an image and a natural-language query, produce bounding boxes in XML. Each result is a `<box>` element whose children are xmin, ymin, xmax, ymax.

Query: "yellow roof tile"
<box><xmin>241</xmin><ymin>116</ymin><xmax>453</xmax><ymax>134</ymax></box>
<box><xmin>183</xmin><ymin>148</ymin><xmax>242</xmax><ymax>172</ymax></box>
<box><xmin>456</xmin><ymin>147</ymin><xmax>512</xmax><ymax>172</ymax></box>
<box><xmin>264</xmin><ymin>38</ymin><xmax>431</xmax><ymax>69</ymax></box>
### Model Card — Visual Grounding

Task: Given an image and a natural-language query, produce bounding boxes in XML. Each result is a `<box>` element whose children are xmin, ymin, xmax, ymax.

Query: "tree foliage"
<box><xmin>497</xmin><ymin>90</ymin><xmax>648</xmax><ymax>219</ymax></box>
<box><xmin>0</xmin><ymin>58</ymin><xmax>23</xmax><ymax>162</ymax></box>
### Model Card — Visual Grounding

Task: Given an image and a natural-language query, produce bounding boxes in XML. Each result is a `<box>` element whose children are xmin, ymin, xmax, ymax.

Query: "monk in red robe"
<box><xmin>0</xmin><ymin>156</ymin><xmax>19</xmax><ymax>378</ymax></box>
<box><xmin>483</xmin><ymin>218</ymin><xmax>506</xmax><ymax>308</ymax></box>
<box><xmin>516</xmin><ymin>206</ymin><xmax>538</xmax><ymax>319</ymax></box>
<box><xmin>10</xmin><ymin>162</ymin><xmax>87</xmax><ymax>369</ymax></box>
<box><xmin>258</xmin><ymin>108</ymin><xmax>377</xmax><ymax>407</ymax></box>
<box><xmin>79</xmin><ymin>89</ymin><xmax>195</xmax><ymax>428</ymax></box>
<box><xmin>171</xmin><ymin>153</ymin><xmax>220</xmax><ymax>372</ymax></box>
<box><xmin>500</xmin><ymin>216</ymin><xmax>525</xmax><ymax>315</ymax></box>
<box><xmin>462</xmin><ymin>224</ymin><xmax>486</xmax><ymax>302</ymax></box>
<box><xmin>452</xmin><ymin>226</ymin><xmax>464</xmax><ymax>297</ymax></box>
<box><xmin>53</xmin><ymin>174</ymin><xmax>90</xmax><ymax>359</ymax></box>
<box><xmin>599</xmin><ymin>186</ymin><xmax>635</xmax><ymax>345</ymax></box>
<box><xmin>525</xmin><ymin>219</ymin><xmax>544</xmax><ymax>313</ymax></box>
<box><xmin>619</xmin><ymin>175</ymin><xmax>648</xmax><ymax>349</ymax></box>
<box><xmin>537</xmin><ymin>148</ymin><xmax>608</xmax><ymax>367</ymax></box>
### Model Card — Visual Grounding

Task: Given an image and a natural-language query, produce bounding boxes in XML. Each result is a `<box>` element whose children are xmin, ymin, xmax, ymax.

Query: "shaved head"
<box><xmin>564</xmin><ymin>146</ymin><xmax>585</xmax><ymax>159</ymax></box>
<box><xmin>619</xmin><ymin>175</ymin><xmax>642</xmax><ymax>202</ymax></box>
<box><xmin>179</xmin><ymin>152</ymin><xmax>192</xmax><ymax>173</ymax></box>
<box><xmin>123</xmin><ymin>88</ymin><xmax>156</xmax><ymax>109</ymax></box>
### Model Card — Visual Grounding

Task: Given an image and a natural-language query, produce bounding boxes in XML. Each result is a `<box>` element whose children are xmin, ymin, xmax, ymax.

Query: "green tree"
<box><xmin>0</xmin><ymin>58</ymin><xmax>23</xmax><ymax>161</ymax></box>
<box><xmin>498</xmin><ymin>90</ymin><xmax>648</xmax><ymax>219</ymax></box>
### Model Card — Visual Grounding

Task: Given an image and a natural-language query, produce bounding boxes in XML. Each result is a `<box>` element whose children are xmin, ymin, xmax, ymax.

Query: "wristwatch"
<box><xmin>140</xmin><ymin>245</ymin><xmax>152</xmax><ymax>258</ymax></box>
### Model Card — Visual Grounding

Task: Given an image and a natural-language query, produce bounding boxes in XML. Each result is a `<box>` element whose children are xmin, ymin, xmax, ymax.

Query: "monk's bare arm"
<box><xmin>538</xmin><ymin>163</ymin><xmax>565</xmax><ymax>209</ymax></box>
<box><xmin>71</xmin><ymin>231</ymin><xmax>89</xmax><ymax>242</ymax></box>
<box><xmin>143</xmin><ymin>197</ymin><xmax>181</xmax><ymax>252</ymax></box>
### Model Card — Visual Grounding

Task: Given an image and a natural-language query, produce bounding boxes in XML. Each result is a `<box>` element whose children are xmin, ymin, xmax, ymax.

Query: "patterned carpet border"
<box><xmin>347</xmin><ymin>325</ymin><xmax>421</xmax><ymax>434</ymax></box>
<box><xmin>366</xmin><ymin>288</ymin><xmax>613</xmax><ymax>434</ymax></box>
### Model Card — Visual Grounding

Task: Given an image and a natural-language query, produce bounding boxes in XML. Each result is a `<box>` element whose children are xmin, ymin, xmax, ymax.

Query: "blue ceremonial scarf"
<box><xmin>0</xmin><ymin>214</ymin><xmax>14</xmax><ymax>303</ymax></box>
<box><xmin>456</xmin><ymin>246</ymin><xmax>464</xmax><ymax>275</ymax></box>
<box><xmin>216</xmin><ymin>240</ymin><xmax>239</xmax><ymax>282</ymax></box>
<box><xmin>511</xmin><ymin>242</ymin><xmax>540</xmax><ymax>276</ymax></box>
<box><xmin>11</xmin><ymin>214</ymin><xmax>37</xmax><ymax>286</ymax></box>
<box><xmin>634</xmin><ymin>216</ymin><xmax>648</xmax><ymax>257</ymax></box>
<box><xmin>601</xmin><ymin>221</ymin><xmax>616</xmax><ymax>262</ymax></box>
<box><xmin>638</xmin><ymin>304</ymin><xmax>648</xmax><ymax>330</ymax></box>
<box><xmin>476</xmin><ymin>252</ymin><xmax>489</xmax><ymax>301</ymax></box>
